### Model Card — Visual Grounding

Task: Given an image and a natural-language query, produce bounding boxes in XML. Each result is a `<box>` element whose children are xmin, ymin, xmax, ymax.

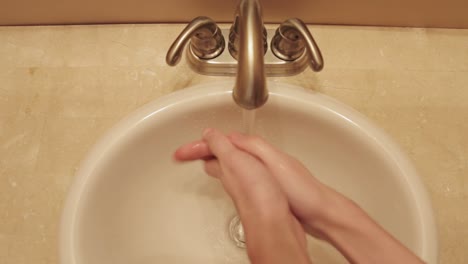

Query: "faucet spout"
<box><xmin>231</xmin><ymin>0</ymin><xmax>268</xmax><ymax>110</ymax></box>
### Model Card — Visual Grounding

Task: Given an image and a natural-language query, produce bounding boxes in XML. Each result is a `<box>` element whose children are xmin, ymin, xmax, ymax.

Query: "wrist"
<box><xmin>303</xmin><ymin>185</ymin><xmax>366</xmax><ymax>240</ymax></box>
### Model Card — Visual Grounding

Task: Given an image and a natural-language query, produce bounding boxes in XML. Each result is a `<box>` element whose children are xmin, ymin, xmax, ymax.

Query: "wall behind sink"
<box><xmin>1</xmin><ymin>0</ymin><xmax>467</xmax><ymax>28</ymax></box>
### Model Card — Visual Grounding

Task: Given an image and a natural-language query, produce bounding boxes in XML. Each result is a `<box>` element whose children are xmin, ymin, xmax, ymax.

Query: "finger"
<box><xmin>229</xmin><ymin>132</ymin><xmax>319</xmax><ymax>188</ymax></box>
<box><xmin>173</xmin><ymin>129</ymin><xmax>241</xmax><ymax>162</ymax></box>
<box><xmin>229</xmin><ymin>132</ymin><xmax>314</xmax><ymax>179</ymax></box>
<box><xmin>229</xmin><ymin>132</ymin><xmax>325</xmax><ymax>218</ymax></box>
<box><xmin>292</xmin><ymin>216</ymin><xmax>307</xmax><ymax>249</ymax></box>
<box><xmin>203</xmin><ymin>130</ymin><xmax>285</xmax><ymax>205</ymax></box>
<box><xmin>174</xmin><ymin>140</ymin><xmax>213</xmax><ymax>161</ymax></box>
<box><xmin>204</xmin><ymin>159</ymin><xmax>223</xmax><ymax>178</ymax></box>
<box><xmin>202</xmin><ymin>128</ymin><xmax>237</xmax><ymax>159</ymax></box>
<box><xmin>229</xmin><ymin>132</ymin><xmax>289</xmax><ymax>167</ymax></box>
<box><xmin>203</xmin><ymin>129</ymin><xmax>296</xmax><ymax>222</ymax></box>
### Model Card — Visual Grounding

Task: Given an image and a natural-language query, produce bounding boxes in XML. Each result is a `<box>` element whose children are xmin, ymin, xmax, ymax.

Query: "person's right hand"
<box><xmin>175</xmin><ymin>128</ymin><xmax>338</xmax><ymax>237</ymax></box>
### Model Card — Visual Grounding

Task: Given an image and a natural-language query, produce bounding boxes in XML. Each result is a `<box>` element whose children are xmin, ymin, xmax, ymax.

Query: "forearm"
<box><xmin>310</xmin><ymin>188</ymin><xmax>424</xmax><ymax>264</ymax></box>
<box><xmin>239</xmin><ymin>203</ymin><xmax>311</xmax><ymax>264</ymax></box>
<box><xmin>234</xmin><ymin>192</ymin><xmax>310</xmax><ymax>264</ymax></box>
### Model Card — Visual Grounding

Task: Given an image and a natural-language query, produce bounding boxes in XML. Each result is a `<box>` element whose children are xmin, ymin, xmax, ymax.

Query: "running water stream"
<box><xmin>229</xmin><ymin>109</ymin><xmax>257</xmax><ymax>248</ymax></box>
<box><xmin>242</xmin><ymin>109</ymin><xmax>256</xmax><ymax>135</ymax></box>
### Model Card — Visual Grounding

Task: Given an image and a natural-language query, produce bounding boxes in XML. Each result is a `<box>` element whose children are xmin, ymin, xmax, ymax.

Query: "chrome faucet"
<box><xmin>166</xmin><ymin>0</ymin><xmax>324</xmax><ymax>110</ymax></box>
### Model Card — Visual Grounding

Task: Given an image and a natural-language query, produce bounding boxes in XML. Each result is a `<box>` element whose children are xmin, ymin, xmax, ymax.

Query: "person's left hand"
<box><xmin>174</xmin><ymin>128</ymin><xmax>311</xmax><ymax>264</ymax></box>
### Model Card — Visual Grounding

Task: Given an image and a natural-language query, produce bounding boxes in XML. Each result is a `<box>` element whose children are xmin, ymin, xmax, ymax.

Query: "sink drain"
<box><xmin>229</xmin><ymin>215</ymin><xmax>246</xmax><ymax>248</ymax></box>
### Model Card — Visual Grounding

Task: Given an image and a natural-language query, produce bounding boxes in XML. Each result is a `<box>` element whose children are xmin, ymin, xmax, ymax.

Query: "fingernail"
<box><xmin>190</xmin><ymin>142</ymin><xmax>203</xmax><ymax>150</ymax></box>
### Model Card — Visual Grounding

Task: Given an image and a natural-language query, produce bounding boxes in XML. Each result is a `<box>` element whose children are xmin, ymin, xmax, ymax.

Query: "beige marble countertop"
<box><xmin>0</xmin><ymin>24</ymin><xmax>467</xmax><ymax>264</ymax></box>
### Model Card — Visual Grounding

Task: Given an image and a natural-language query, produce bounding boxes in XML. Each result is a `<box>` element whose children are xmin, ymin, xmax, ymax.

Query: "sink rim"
<box><xmin>60</xmin><ymin>81</ymin><xmax>438</xmax><ymax>264</ymax></box>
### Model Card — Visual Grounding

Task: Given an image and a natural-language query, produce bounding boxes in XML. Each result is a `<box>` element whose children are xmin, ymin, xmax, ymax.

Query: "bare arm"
<box><xmin>307</xmin><ymin>188</ymin><xmax>425</xmax><ymax>264</ymax></box>
<box><xmin>227</xmin><ymin>131</ymin><xmax>425</xmax><ymax>264</ymax></box>
<box><xmin>174</xmin><ymin>128</ymin><xmax>424</xmax><ymax>264</ymax></box>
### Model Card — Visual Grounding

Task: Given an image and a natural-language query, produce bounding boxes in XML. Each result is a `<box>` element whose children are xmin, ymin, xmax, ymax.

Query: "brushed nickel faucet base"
<box><xmin>186</xmin><ymin>29</ymin><xmax>311</xmax><ymax>77</ymax></box>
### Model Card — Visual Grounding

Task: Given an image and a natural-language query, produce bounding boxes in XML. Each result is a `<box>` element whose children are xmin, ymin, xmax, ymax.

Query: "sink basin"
<box><xmin>60</xmin><ymin>81</ymin><xmax>438</xmax><ymax>264</ymax></box>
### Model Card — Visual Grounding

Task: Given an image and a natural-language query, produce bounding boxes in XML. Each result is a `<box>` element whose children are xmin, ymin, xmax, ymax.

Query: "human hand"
<box><xmin>174</xmin><ymin>128</ymin><xmax>311</xmax><ymax>264</ymax></box>
<box><xmin>174</xmin><ymin>128</ymin><xmax>335</xmax><ymax>236</ymax></box>
<box><xmin>174</xmin><ymin>128</ymin><xmax>425</xmax><ymax>264</ymax></box>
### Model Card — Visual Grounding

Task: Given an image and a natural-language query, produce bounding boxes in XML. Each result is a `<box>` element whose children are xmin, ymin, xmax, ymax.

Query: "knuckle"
<box><xmin>248</xmin><ymin>135</ymin><xmax>266</xmax><ymax>146</ymax></box>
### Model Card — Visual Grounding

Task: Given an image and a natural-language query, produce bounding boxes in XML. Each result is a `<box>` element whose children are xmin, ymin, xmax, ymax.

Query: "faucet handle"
<box><xmin>166</xmin><ymin>16</ymin><xmax>225</xmax><ymax>66</ymax></box>
<box><xmin>271</xmin><ymin>18</ymin><xmax>324</xmax><ymax>72</ymax></box>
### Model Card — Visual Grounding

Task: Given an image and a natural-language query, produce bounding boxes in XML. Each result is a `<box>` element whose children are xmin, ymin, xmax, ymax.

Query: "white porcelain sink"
<box><xmin>60</xmin><ymin>81</ymin><xmax>438</xmax><ymax>264</ymax></box>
